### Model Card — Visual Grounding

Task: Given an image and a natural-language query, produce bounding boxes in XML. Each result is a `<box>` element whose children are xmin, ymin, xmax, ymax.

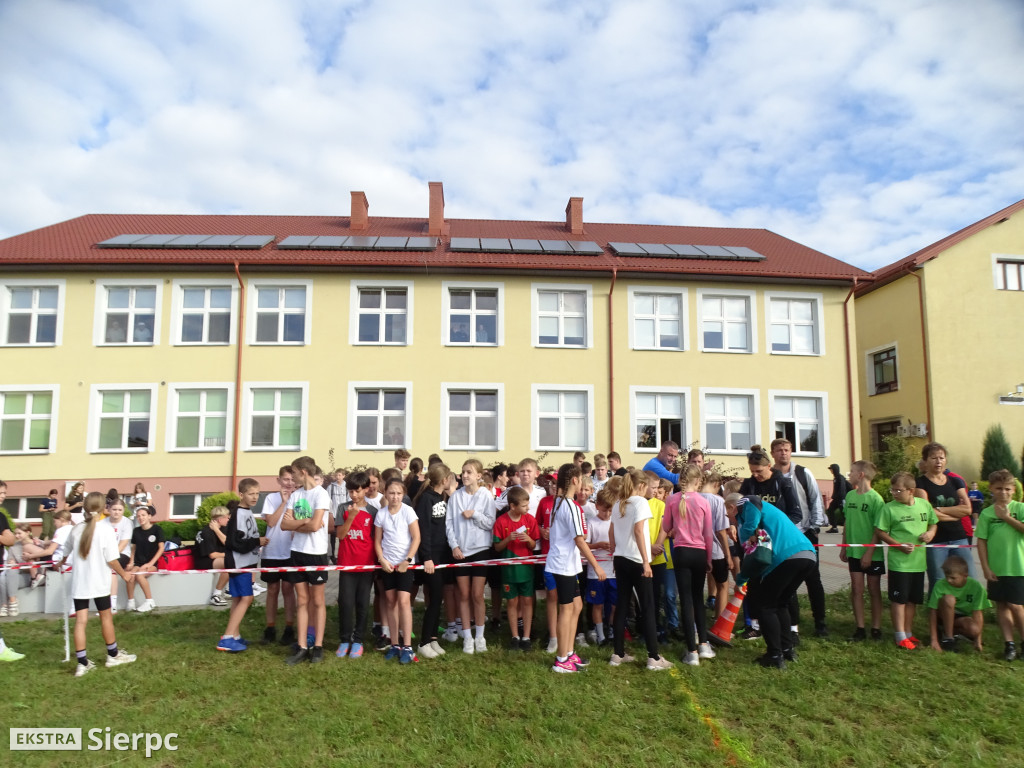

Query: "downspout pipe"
<box><xmin>231</xmin><ymin>261</ymin><xmax>246</xmax><ymax>492</ymax></box>
<box><xmin>607</xmin><ymin>267</ymin><xmax>618</xmax><ymax>452</ymax></box>
<box><xmin>843</xmin><ymin>278</ymin><xmax>858</xmax><ymax>462</ymax></box>
<box><xmin>906</xmin><ymin>267</ymin><xmax>934</xmax><ymax>434</ymax></box>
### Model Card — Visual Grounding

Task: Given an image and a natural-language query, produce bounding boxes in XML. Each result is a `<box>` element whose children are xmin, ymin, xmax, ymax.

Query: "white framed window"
<box><xmin>698</xmin><ymin>289</ymin><xmax>755</xmax><ymax>353</ymax></box>
<box><xmin>348</xmin><ymin>382</ymin><xmax>412</xmax><ymax>449</ymax></box>
<box><xmin>629</xmin><ymin>387</ymin><xmax>690</xmax><ymax>452</ymax></box>
<box><xmin>0</xmin><ymin>386</ymin><xmax>59</xmax><ymax>454</ymax></box>
<box><xmin>769</xmin><ymin>391</ymin><xmax>828</xmax><ymax>456</ymax></box>
<box><xmin>531</xmin><ymin>384</ymin><xmax>594</xmax><ymax>450</ymax></box>
<box><xmin>94</xmin><ymin>280</ymin><xmax>161</xmax><ymax>345</ymax></box>
<box><xmin>170</xmin><ymin>493</ymin><xmax>215</xmax><ymax>518</ymax></box>
<box><xmin>166</xmin><ymin>384</ymin><xmax>232</xmax><ymax>452</ymax></box>
<box><xmin>0</xmin><ymin>497</ymin><xmax>51</xmax><ymax>522</ymax></box>
<box><xmin>700</xmin><ymin>388</ymin><xmax>759</xmax><ymax>453</ymax></box>
<box><xmin>442</xmin><ymin>282</ymin><xmax>502</xmax><ymax>346</ymax></box>
<box><xmin>243</xmin><ymin>384</ymin><xmax>308</xmax><ymax>451</ymax></box>
<box><xmin>865</xmin><ymin>342</ymin><xmax>899</xmax><ymax>396</ymax></box>
<box><xmin>442</xmin><ymin>384</ymin><xmax>504</xmax><ymax>451</ymax></box>
<box><xmin>532</xmin><ymin>283</ymin><xmax>592</xmax><ymax>348</ymax></box>
<box><xmin>628</xmin><ymin>287</ymin><xmax>687</xmax><ymax>351</ymax></box>
<box><xmin>1</xmin><ymin>280</ymin><xmax>64</xmax><ymax>346</ymax></box>
<box><xmin>172</xmin><ymin>280</ymin><xmax>237</xmax><ymax>345</ymax></box>
<box><xmin>993</xmin><ymin>255</ymin><xmax>1024</xmax><ymax>291</ymax></box>
<box><xmin>88</xmin><ymin>384</ymin><xmax>158</xmax><ymax>453</ymax></box>
<box><xmin>350</xmin><ymin>281</ymin><xmax>414</xmax><ymax>346</ymax></box>
<box><xmin>765</xmin><ymin>292</ymin><xmax>823</xmax><ymax>355</ymax></box>
<box><xmin>248</xmin><ymin>280</ymin><xmax>312</xmax><ymax>345</ymax></box>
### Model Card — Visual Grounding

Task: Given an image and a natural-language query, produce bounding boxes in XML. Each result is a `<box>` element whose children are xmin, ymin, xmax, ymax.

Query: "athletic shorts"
<box><xmin>543</xmin><ymin>570</ymin><xmax>557</xmax><ymax>592</ymax></box>
<box><xmin>534</xmin><ymin>562</ymin><xmax>547</xmax><ymax>591</ymax></box>
<box><xmin>888</xmin><ymin>570</ymin><xmax>925</xmax><ymax>604</ymax></box>
<box><xmin>381</xmin><ymin>568</ymin><xmax>414</xmax><ymax>593</ymax></box>
<box><xmin>987</xmin><ymin>575</ymin><xmax>1024</xmax><ymax>605</ymax></box>
<box><xmin>503</xmin><ymin>579</ymin><xmax>533</xmax><ymax>599</ymax></box>
<box><xmin>454</xmin><ymin>548</ymin><xmax>492</xmax><ymax>579</ymax></box>
<box><xmin>118</xmin><ymin>553</ymin><xmax>130</xmax><ymax>569</ymax></box>
<box><xmin>261</xmin><ymin>557</ymin><xmax>291</xmax><ymax>584</ymax></box>
<box><xmin>287</xmin><ymin>552</ymin><xmax>330</xmax><ymax>585</ymax></box>
<box><xmin>848</xmin><ymin>557</ymin><xmax>886</xmax><ymax>576</ymax></box>
<box><xmin>710</xmin><ymin>558</ymin><xmax>729</xmax><ymax>584</ymax></box>
<box><xmin>552</xmin><ymin>573</ymin><xmax>581</xmax><ymax>605</ymax></box>
<box><xmin>586</xmin><ymin>577</ymin><xmax>617</xmax><ymax>606</ymax></box>
<box><xmin>74</xmin><ymin>595</ymin><xmax>112</xmax><ymax>613</ymax></box>
<box><xmin>228</xmin><ymin>571</ymin><xmax>254</xmax><ymax>597</ymax></box>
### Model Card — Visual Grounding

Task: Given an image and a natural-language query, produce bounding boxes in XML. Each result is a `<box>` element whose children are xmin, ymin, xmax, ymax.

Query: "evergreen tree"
<box><xmin>980</xmin><ymin>424</ymin><xmax>1022</xmax><ymax>480</ymax></box>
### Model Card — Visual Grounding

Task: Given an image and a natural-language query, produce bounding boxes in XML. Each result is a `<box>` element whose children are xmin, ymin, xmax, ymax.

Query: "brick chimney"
<box><xmin>566</xmin><ymin>196</ymin><xmax>583</xmax><ymax>235</ymax></box>
<box><xmin>428</xmin><ymin>181</ymin><xmax>445</xmax><ymax>236</ymax></box>
<box><xmin>350</xmin><ymin>191</ymin><xmax>369</xmax><ymax>231</ymax></box>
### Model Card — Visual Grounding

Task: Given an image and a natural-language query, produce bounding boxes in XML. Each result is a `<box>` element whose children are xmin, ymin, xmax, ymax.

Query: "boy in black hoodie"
<box><xmin>216</xmin><ymin>479</ymin><xmax>267</xmax><ymax>653</ymax></box>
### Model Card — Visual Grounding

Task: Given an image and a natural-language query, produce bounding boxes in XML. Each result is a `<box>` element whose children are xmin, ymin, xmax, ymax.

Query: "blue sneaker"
<box><xmin>216</xmin><ymin>637</ymin><xmax>245</xmax><ymax>653</ymax></box>
<box><xmin>349</xmin><ymin>643</ymin><xmax>364</xmax><ymax>659</ymax></box>
<box><xmin>384</xmin><ymin>645</ymin><xmax>400</xmax><ymax>661</ymax></box>
<box><xmin>236</xmin><ymin>637</ymin><xmax>249</xmax><ymax>648</ymax></box>
<box><xmin>399</xmin><ymin>647</ymin><xmax>416</xmax><ymax>665</ymax></box>
<box><xmin>307</xmin><ymin>632</ymin><xmax>315</xmax><ymax>648</ymax></box>
<box><xmin>336</xmin><ymin>643</ymin><xmax>350</xmax><ymax>658</ymax></box>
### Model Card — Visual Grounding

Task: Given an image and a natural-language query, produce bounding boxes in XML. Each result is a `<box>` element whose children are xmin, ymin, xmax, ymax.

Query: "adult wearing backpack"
<box><xmin>771</xmin><ymin>438</ymin><xmax>829</xmax><ymax>639</ymax></box>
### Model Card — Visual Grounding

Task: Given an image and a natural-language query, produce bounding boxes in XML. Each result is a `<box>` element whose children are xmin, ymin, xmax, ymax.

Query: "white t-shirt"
<box><xmin>611</xmin><ymin>496</ymin><xmax>653</xmax><ymax>564</ymax></box>
<box><xmin>545</xmin><ymin>497</ymin><xmax>586</xmax><ymax>577</ymax></box>
<box><xmin>374</xmin><ymin>503</ymin><xmax>418</xmax><ymax>565</ymax></box>
<box><xmin>66</xmin><ymin>521</ymin><xmax>120</xmax><ymax>600</ymax></box>
<box><xmin>51</xmin><ymin>524</ymin><xmax>73</xmax><ymax>564</ymax></box>
<box><xmin>103</xmin><ymin>516</ymin><xmax>134</xmax><ymax>553</ymax></box>
<box><xmin>366</xmin><ymin>492</ymin><xmax>384</xmax><ymax>510</ymax></box>
<box><xmin>585</xmin><ymin>515</ymin><xmax>614</xmax><ymax>579</ymax></box>
<box><xmin>260</xmin><ymin>491</ymin><xmax>294</xmax><ymax>560</ymax></box>
<box><xmin>289</xmin><ymin>485</ymin><xmax>331</xmax><ymax>555</ymax></box>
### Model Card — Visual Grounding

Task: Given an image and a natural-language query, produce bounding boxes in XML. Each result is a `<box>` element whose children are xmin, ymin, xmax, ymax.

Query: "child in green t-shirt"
<box><xmin>871</xmin><ymin>472</ymin><xmax>938</xmax><ymax>650</ymax></box>
<box><xmin>841</xmin><ymin>460</ymin><xmax>886</xmax><ymax>641</ymax></box>
<box><xmin>976</xmin><ymin>469</ymin><xmax>1024</xmax><ymax>661</ymax></box>
<box><xmin>927</xmin><ymin>555</ymin><xmax>988</xmax><ymax>652</ymax></box>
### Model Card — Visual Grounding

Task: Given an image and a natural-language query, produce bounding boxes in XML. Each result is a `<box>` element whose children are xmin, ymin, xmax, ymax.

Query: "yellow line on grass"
<box><xmin>669</xmin><ymin>667</ymin><xmax>762</xmax><ymax>768</ymax></box>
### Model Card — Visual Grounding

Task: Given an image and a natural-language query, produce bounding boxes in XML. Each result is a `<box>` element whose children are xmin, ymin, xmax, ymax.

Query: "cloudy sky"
<box><xmin>1</xmin><ymin>0</ymin><xmax>1021</xmax><ymax>270</ymax></box>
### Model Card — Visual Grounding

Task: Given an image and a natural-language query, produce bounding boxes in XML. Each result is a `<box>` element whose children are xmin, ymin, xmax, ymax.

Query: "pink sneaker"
<box><xmin>551</xmin><ymin>658</ymin><xmax>578</xmax><ymax>674</ymax></box>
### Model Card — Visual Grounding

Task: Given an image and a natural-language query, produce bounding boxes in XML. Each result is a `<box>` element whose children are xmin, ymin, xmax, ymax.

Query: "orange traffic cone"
<box><xmin>708</xmin><ymin>583</ymin><xmax>747</xmax><ymax>647</ymax></box>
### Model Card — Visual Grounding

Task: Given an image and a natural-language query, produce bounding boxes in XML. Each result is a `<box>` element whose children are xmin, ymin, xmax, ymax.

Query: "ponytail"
<box><xmin>78</xmin><ymin>492</ymin><xmax>106</xmax><ymax>559</ymax></box>
<box><xmin>618</xmin><ymin>468</ymin><xmax>648</xmax><ymax>515</ymax></box>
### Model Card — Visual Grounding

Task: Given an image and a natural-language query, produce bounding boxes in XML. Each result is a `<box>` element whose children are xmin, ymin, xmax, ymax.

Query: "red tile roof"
<box><xmin>859</xmin><ymin>197</ymin><xmax>1024</xmax><ymax>294</ymax></box>
<box><xmin>0</xmin><ymin>212</ymin><xmax>868</xmax><ymax>282</ymax></box>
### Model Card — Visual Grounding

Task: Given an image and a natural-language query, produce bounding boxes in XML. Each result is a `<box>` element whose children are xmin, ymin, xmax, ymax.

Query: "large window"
<box><xmin>0</xmin><ymin>388</ymin><xmax>57</xmax><ymax>454</ymax></box>
<box><xmin>170</xmin><ymin>493</ymin><xmax>215</xmax><ymax>518</ymax></box>
<box><xmin>348</xmin><ymin>383</ymin><xmax>411</xmax><ymax>449</ymax></box>
<box><xmin>244</xmin><ymin>385</ymin><xmax>306</xmax><ymax>450</ymax></box>
<box><xmin>867</xmin><ymin>344</ymin><xmax>898</xmax><ymax>395</ymax></box>
<box><xmin>533</xmin><ymin>284</ymin><xmax>591</xmax><ymax>348</ymax></box>
<box><xmin>631</xmin><ymin>388</ymin><xmax>688</xmax><ymax>451</ymax></box>
<box><xmin>250</xmin><ymin>281</ymin><xmax>311</xmax><ymax>345</ymax></box>
<box><xmin>443</xmin><ymin>385</ymin><xmax>502</xmax><ymax>450</ymax></box>
<box><xmin>994</xmin><ymin>259</ymin><xmax>1024</xmax><ymax>291</ymax></box>
<box><xmin>168</xmin><ymin>385</ymin><xmax>231</xmax><ymax>451</ymax></box>
<box><xmin>443</xmin><ymin>283</ymin><xmax>501</xmax><ymax>346</ymax></box>
<box><xmin>699</xmin><ymin>290</ymin><xmax>754</xmax><ymax>353</ymax></box>
<box><xmin>1</xmin><ymin>281</ymin><xmax>63</xmax><ymax>346</ymax></box>
<box><xmin>90</xmin><ymin>385</ymin><xmax>158</xmax><ymax>453</ymax></box>
<box><xmin>629</xmin><ymin>288</ymin><xmax>686</xmax><ymax>351</ymax></box>
<box><xmin>771</xmin><ymin>392</ymin><xmax>827</xmax><ymax>456</ymax></box>
<box><xmin>766</xmin><ymin>293</ymin><xmax>822</xmax><ymax>355</ymax></box>
<box><xmin>96</xmin><ymin>281</ymin><xmax>160</xmax><ymax>345</ymax></box>
<box><xmin>173</xmin><ymin>281</ymin><xmax>235</xmax><ymax>345</ymax></box>
<box><xmin>351</xmin><ymin>281</ymin><xmax>413</xmax><ymax>345</ymax></box>
<box><xmin>532</xmin><ymin>385</ymin><xmax>593</xmax><ymax>450</ymax></box>
<box><xmin>701</xmin><ymin>390</ymin><xmax>757</xmax><ymax>452</ymax></box>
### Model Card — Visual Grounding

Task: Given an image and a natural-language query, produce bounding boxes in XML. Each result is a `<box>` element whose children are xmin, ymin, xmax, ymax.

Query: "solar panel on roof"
<box><xmin>695</xmin><ymin>245</ymin><xmax>735</xmax><ymax>258</ymax></box>
<box><xmin>639</xmin><ymin>243</ymin><xmax>675</xmax><ymax>256</ymax></box>
<box><xmin>308</xmin><ymin>236</ymin><xmax>349</xmax><ymax>249</ymax></box>
<box><xmin>374</xmin><ymin>236</ymin><xmax>409</xmax><ymax>250</ymax></box>
<box><xmin>667</xmin><ymin>244</ymin><xmax>706</xmax><ymax>257</ymax></box>
<box><xmin>722</xmin><ymin>246</ymin><xmax>766</xmax><ymax>261</ymax></box>
<box><xmin>450</xmin><ymin>238</ymin><xmax>481</xmax><ymax>251</ymax></box>
<box><xmin>570</xmin><ymin>241</ymin><xmax>604</xmax><ymax>254</ymax></box>
<box><xmin>405</xmin><ymin>236</ymin><xmax>437</xmax><ymax>250</ymax></box>
<box><xmin>164</xmin><ymin>234</ymin><xmax>211</xmax><ymax>248</ymax></box>
<box><xmin>97</xmin><ymin>234</ymin><xmax>148</xmax><ymax>247</ymax></box>
<box><xmin>607</xmin><ymin>242</ymin><xmax>647</xmax><ymax>256</ymax></box>
<box><xmin>480</xmin><ymin>238</ymin><xmax>512</xmax><ymax>252</ymax></box>
<box><xmin>231</xmin><ymin>235</ymin><xmax>274</xmax><ymax>249</ymax></box>
<box><xmin>133</xmin><ymin>234</ymin><xmax>181</xmax><ymax>247</ymax></box>
<box><xmin>510</xmin><ymin>239</ymin><xmax>543</xmax><ymax>253</ymax></box>
<box><xmin>201</xmin><ymin>235</ymin><xmax>243</xmax><ymax>248</ymax></box>
<box><xmin>539</xmin><ymin>240</ymin><xmax>574</xmax><ymax>253</ymax></box>
<box><xmin>277</xmin><ymin>236</ymin><xmax>317</xmax><ymax>249</ymax></box>
<box><xmin>344</xmin><ymin>236</ymin><xmax>378</xmax><ymax>249</ymax></box>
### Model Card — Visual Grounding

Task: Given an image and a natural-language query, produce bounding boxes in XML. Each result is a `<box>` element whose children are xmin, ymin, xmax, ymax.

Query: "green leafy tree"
<box><xmin>980</xmin><ymin>424</ymin><xmax>1021</xmax><ymax>480</ymax></box>
<box><xmin>195</xmin><ymin>491</ymin><xmax>240</xmax><ymax>527</ymax></box>
<box><xmin>872</xmin><ymin>433</ymin><xmax>916</xmax><ymax>483</ymax></box>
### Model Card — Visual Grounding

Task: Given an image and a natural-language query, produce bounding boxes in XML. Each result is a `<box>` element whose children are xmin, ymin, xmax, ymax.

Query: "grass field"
<box><xmin>2</xmin><ymin>591</ymin><xmax>1023</xmax><ymax>768</ymax></box>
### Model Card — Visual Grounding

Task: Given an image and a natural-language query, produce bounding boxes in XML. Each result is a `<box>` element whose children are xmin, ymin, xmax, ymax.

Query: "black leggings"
<box><xmin>613</xmin><ymin>556</ymin><xmax>660</xmax><ymax>660</ymax></box>
<box><xmin>747</xmin><ymin>556</ymin><xmax>815</xmax><ymax>657</ymax></box>
<box><xmin>338</xmin><ymin>572</ymin><xmax>373</xmax><ymax>644</ymax></box>
<box><xmin>420</xmin><ymin>567</ymin><xmax>445</xmax><ymax>642</ymax></box>
<box><xmin>788</xmin><ymin>529</ymin><xmax>826</xmax><ymax>628</ymax></box>
<box><xmin>673</xmin><ymin>546</ymin><xmax>709</xmax><ymax>652</ymax></box>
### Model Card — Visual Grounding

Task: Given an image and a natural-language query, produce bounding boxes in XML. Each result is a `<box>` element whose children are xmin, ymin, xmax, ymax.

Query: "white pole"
<box><xmin>62</xmin><ymin>572</ymin><xmax>70</xmax><ymax>663</ymax></box>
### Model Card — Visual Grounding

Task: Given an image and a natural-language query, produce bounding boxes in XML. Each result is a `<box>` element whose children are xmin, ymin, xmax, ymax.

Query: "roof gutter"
<box><xmin>231</xmin><ymin>261</ymin><xmax>246</xmax><ymax>492</ymax></box>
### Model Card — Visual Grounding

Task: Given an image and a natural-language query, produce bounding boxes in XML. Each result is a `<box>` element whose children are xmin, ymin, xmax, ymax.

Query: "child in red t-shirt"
<box><xmin>494</xmin><ymin>486</ymin><xmax>540</xmax><ymax>650</ymax></box>
<box><xmin>335</xmin><ymin>471</ymin><xmax>377</xmax><ymax>659</ymax></box>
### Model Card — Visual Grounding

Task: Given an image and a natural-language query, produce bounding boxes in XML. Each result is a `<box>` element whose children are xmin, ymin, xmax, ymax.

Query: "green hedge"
<box><xmin>157</xmin><ymin>514</ymin><xmax>265</xmax><ymax>543</ymax></box>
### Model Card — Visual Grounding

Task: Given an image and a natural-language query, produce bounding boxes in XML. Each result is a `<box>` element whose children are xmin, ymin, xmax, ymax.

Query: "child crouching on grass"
<box><xmin>217</xmin><ymin>479</ymin><xmax>266</xmax><ymax>654</ymax></box>
<box><xmin>928</xmin><ymin>555</ymin><xmax>988</xmax><ymax>652</ymax></box>
<box><xmin>375</xmin><ymin>478</ymin><xmax>421</xmax><ymax>664</ymax></box>
<box><xmin>59</xmin><ymin>492</ymin><xmax>136</xmax><ymax>676</ymax></box>
<box><xmin>976</xmin><ymin>468</ymin><xmax>1024</xmax><ymax>661</ymax></box>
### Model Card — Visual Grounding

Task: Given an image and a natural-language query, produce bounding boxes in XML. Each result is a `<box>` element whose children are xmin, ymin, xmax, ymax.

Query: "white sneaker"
<box><xmin>647</xmin><ymin>655</ymin><xmax>675</xmax><ymax>671</ymax></box>
<box><xmin>0</xmin><ymin>604</ymin><xmax>7</xmax><ymax>617</ymax></box>
<box><xmin>429</xmin><ymin>640</ymin><xmax>446</xmax><ymax>656</ymax></box>
<box><xmin>698</xmin><ymin>642</ymin><xmax>716</xmax><ymax>659</ymax></box>
<box><xmin>474</xmin><ymin>636</ymin><xmax>487</xmax><ymax>653</ymax></box>
<box><xmin>137</xmin><ymin>599</ymin><xmax>156</xmax><ymax>613</ymax></box>
<box><xmin>609</xmin><ymin>653</ymin><xmax>636</xmax><ymax>666</ymax></box>
<box><xmin>110</xmin><ymin>603</ymin><xmax>118</xmax><ymax>615</ymax></box>
<box><xmin>585</xmin><ymin>630</ymin><xmax>598</xmax><ymax>645</ymax></box>
<box><xmin>575</xmin><ymin>632</ymin><xmax>589</xmax><ymax>647</ymax></box>
<box><xmin>546</xmin><ymin>637</ymin><xmax>559</xmax><ymax>654</ymax></box>
<box><xmin>462</xmin><ymin>636</ymin><xmax>475</xmax><ymax>654</ymax></box>
<box><xmin>252</xmin><ymin>583</ymin><xmax>266</xmax><ymax>596</ymax></box>
<box><xmin>74</xmin><ymin>659</ymin><xmax>96</xmax><ymax>677</ymax></box>
<box><xmin>127</xmin><ymin>599</ymin><xmax>136</xmax><ymax>612</ymax></box>
<box><xmin>105</xmin><ymin>649</ymin><xmax>137</xmax><ymax>668</ymax></box>
<box><xmin>682</xmin><ymin>651</ymin><xmax>700</xmax><ymax>666</ymax></box>
<box><xmin>418</xmin><ymin>643</ymin><xmax>438</xmax><ymax>659</ymax></box>
<box><xmin>209</xmin><ymin>592</ymin><xmax>227</xmax><ymax>607</ymax></box>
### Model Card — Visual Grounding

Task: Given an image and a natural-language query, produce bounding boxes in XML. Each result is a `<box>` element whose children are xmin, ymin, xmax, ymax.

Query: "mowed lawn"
<box><xmin>3</xmin><ymin>591</ymin><xmax>1022</xmax><ymax>768</ymax></box>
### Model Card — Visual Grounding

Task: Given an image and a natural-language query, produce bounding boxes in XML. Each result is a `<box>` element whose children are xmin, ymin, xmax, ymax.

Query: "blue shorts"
<box><xmin>543</xmin><ymin>570</ymin><xmax>557</xmax><ymax>592</ymax></box>
<box><xmin>586</xmin><ymin>577</ymin><xmax>617</xmax><ymax>607</ymax></box>
<box><xmin>228</xmin><ymin>572</ymin><xmax>254</xmax><ymax>597</ymax></box>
